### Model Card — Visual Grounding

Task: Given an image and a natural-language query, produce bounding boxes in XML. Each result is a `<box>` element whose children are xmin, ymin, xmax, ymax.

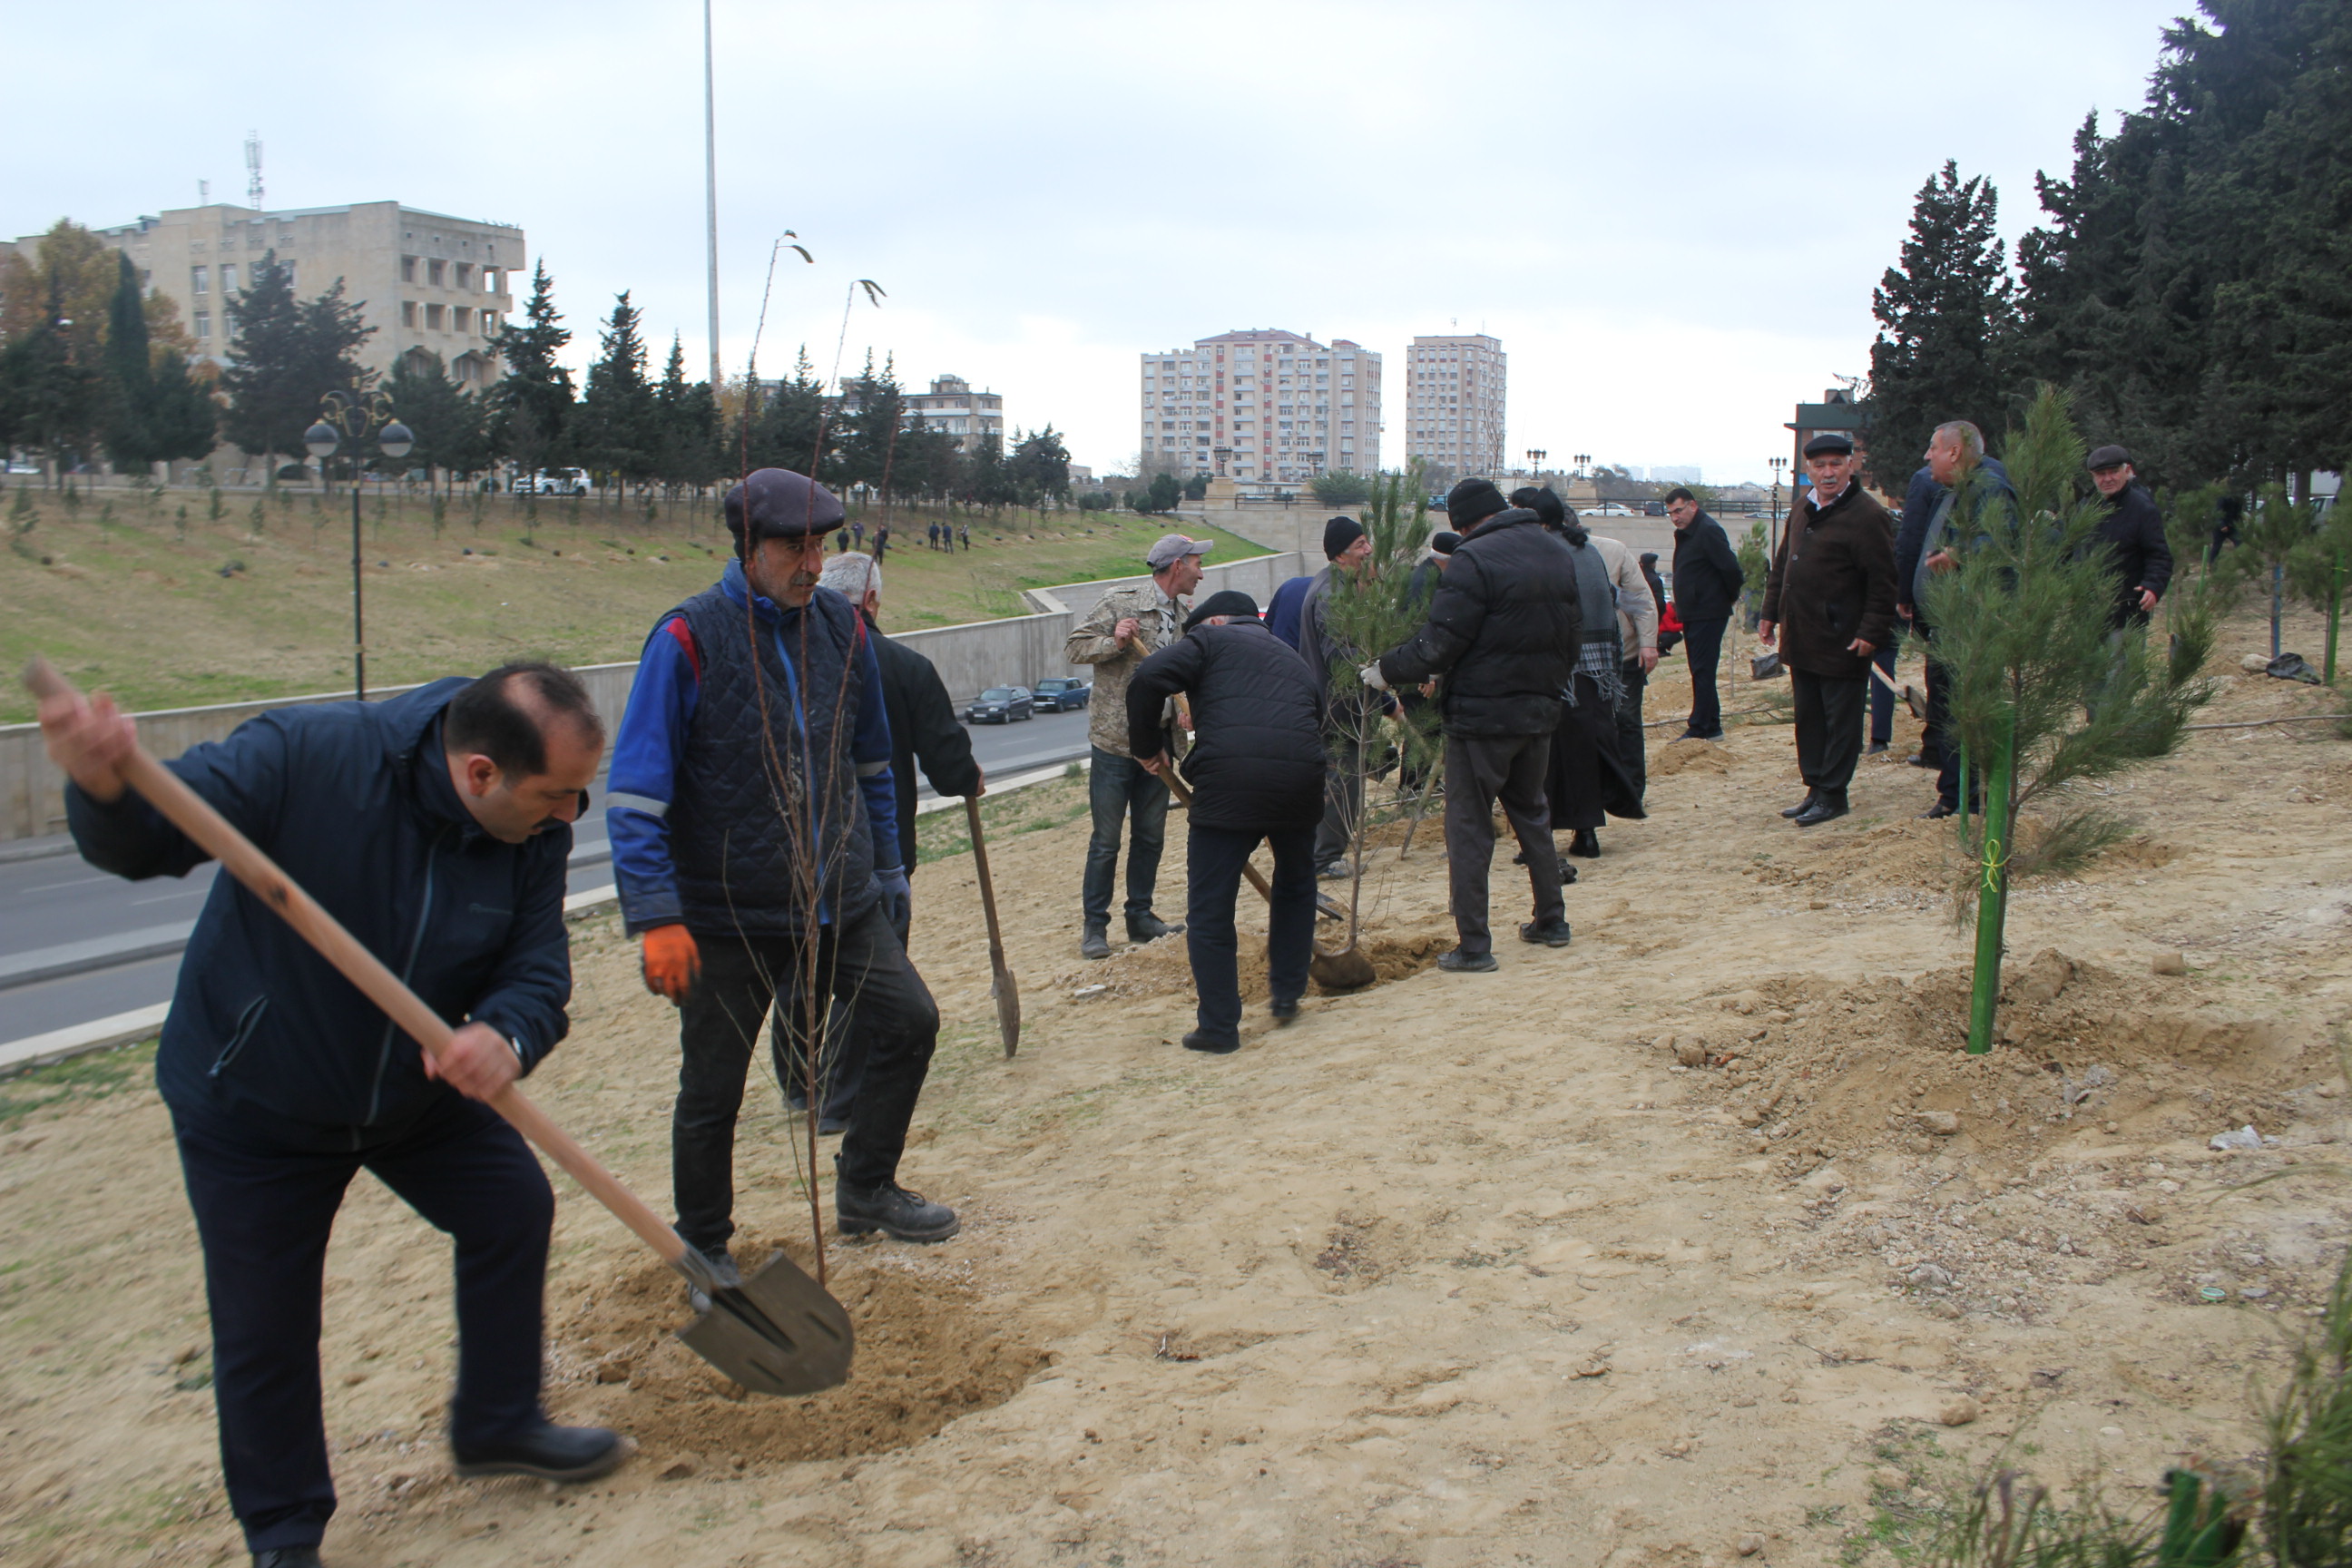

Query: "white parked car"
<box><xmin>1595</xmin><ymin>503</ymin><xmax>1634</xmax><ymax>516</ymax></box>
<box><xmin>524</xmin><ymin>467</ymin><xmax>591</xmax><ymax>496</ymax></box>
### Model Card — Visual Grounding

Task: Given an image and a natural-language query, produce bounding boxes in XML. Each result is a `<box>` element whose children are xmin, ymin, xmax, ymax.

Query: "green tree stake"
<box><xmin>1965</xmin><ymin>708</ymin><xmax>2015</xmax><ymax>1055</ymax></box>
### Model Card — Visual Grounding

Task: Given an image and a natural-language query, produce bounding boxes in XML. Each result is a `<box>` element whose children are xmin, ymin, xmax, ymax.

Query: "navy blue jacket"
<box><xmin>1666</xmin><ymin>511</ymin><xmax>1745</xmax><ymax>623</ymax></box>
<box><xmin>65</xmin><ymin>681</ymin><xmax>574</xmax><ymax>1129</ymax></box>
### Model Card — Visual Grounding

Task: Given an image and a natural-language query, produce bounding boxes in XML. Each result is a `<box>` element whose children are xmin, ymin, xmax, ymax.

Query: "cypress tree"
<box><xmin>488</xmin><ymin>260</ymin><xmax>575</xmax><ymax>485</ymax></box>
<box><xmin>1865</xmin><ymin>162</ymin><xmax>2015</xmax><ymax>487</ymax></box>
<box><xmin>746</xmin><ymin>346</ymin><xmax>832</xmax><ymax>478</ymax></box>
<box><xmin>573</xmin><ymin>289</ymin><xmax>656</xmax><ymax>485</ymax></box>
<box><xmin>217</xmin><ymin>254</ymin><xmax>371</xmax><ymax>474</ymax></box>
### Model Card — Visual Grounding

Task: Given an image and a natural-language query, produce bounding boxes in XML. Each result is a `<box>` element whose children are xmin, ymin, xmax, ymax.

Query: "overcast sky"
<box><xmin>5</xmin><ymin>1</ymin><xmax>2192</xmax><ymax>485</ymax></box>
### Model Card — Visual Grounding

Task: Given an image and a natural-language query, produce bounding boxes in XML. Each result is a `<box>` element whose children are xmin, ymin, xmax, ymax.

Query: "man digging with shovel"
<box><xmin>606</xmin><ymin>467</ymin><xmax>958</xmax><ymax>1298</ymax></box>
<box><xmin>37</xmin><ymin>662</ymin><xmax>625</xmax><ymax>1568</ymax></box>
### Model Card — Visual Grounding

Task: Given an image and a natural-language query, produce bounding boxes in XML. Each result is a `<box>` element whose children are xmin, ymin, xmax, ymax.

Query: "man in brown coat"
<box><xmin>1759</xmin><ymin>431</ymin><xmax>1896</xmax><ymax>826</ymax></box>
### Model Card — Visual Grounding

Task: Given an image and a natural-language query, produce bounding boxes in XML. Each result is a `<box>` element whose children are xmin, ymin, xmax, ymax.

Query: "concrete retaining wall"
<box><xmin>0</xmin><ymin>551</ymin><xmax>1314</xmax><ymax>841</ymax></box>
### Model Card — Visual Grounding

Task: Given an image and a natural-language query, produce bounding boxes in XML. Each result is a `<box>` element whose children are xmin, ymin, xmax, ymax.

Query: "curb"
<box><xmin>0</xmin><ymin>1003</ymin><xmax>171</xmax><ymax>1077</ymax></box>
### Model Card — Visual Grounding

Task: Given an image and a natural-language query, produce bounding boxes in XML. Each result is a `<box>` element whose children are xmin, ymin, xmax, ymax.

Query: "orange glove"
<box><xmin>642</xmin><ymin>924</ymin><xmax>701</xmax><ymax>1004</ymax></box>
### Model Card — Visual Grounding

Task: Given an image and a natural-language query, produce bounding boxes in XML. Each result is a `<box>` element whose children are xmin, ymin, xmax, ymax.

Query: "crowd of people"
<box><xmin>29</xmin><ymin>437</ymin><xmax>2181</xmax><ymax>1563</ymax></box>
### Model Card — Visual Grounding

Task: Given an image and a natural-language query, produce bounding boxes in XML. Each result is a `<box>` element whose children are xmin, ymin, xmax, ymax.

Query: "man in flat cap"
<box><xmin>609</xmin><ymin>467</ymin><xmax>958</xmax><ymax>1274</ymax></box>
<box><xmin>1065</xmin><ymin>533</ymin><xmax>1210</xmax><ymax>958</ymax></box>
<box><xmin>1126</xmin><ymin>590</ymin><xmax>1328</xmax><ymax>1053</ymax></box>
<box><xmin>2085</xmin><ymin>446</ymin><xmax>2172</xmax><ymax>629</ymax></box>
<box><xmin>1297</xmin><ymin>514</ymin><xmax>1392</xmax><ymax>877</ymax></box>
<box><xmin>1759</xmin><ymin>433</ymin><xmax>1896</xmax><ymax>827</ymax></box>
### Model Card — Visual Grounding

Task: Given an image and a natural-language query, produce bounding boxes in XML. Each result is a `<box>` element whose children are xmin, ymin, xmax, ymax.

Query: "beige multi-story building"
<box><xmin>1405</xmin><ymin>333</ymin><xmax>1506</xmax><ymax>478</ymax></box>
<box><xmin>51</xmin><ymin>200</ymin><xmax>524</xmax><ymax>388</ymax></box>
<box><xmin>1139</xmin><ymin>329</ymin><xmax>1381</xmax><ymax>484</ymax></box>
<box><xmin>904</xmin><ymin>374</ymin><xmax>1004</xmax><ymax>452</ymax></box>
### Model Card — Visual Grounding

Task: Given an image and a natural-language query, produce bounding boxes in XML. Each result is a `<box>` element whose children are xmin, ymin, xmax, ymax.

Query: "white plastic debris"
<box><xmin>2209</xmin><ymin>1125</ymin><xmax>2263</xmax><ymax>1152</ymax></box>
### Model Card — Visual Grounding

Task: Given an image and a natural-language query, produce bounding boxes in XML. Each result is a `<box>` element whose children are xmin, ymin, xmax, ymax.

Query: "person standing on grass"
<box><xmin>1366</xmin><ymin>477</ymin><xmax>1579</xmax><ymax>972</ymax></box>
<box><xmin>1664</xmin><ymin>485</ymin><xmax>1744</xmax><ymax>740</ymax></box>
<box><xmin>40</xmin><ymin>662</ymin><xmax>624</xmax><ymax>1565</ymax></box>
<box><xmin>1064</xmin><ymin>533</ymin><xmax>1210</xmax><ymax>958</ymax></box>
<box><xmin>609</xmin><ymin>467</ymin><xmax>959</xmax><ymax>1289</ymax></box>
<box><xmin>774</xmin><ymin>551</ymin><xmax>985</xmax><ymax>1133</ymax></box>
<box><xmin>1758</xmin><ymin>432</ymin><xmax>1897</xmax><ymax>828</ymax></box>
<box><xmin>960</xmin><ymin>522</ymin><xmax>971</xmax><ymax>551</ymax></box>
<box><xmin>1126</xmin><ymin>589</ymin><xmax>1327</xmax><ymax>1054</ymax></box>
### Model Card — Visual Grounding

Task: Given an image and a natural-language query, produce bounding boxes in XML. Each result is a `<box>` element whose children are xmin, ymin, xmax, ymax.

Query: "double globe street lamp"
<box><xmin>304</xmin><ymin>392</ymin><xmax>414</xmax><ymax>700</ymax></box>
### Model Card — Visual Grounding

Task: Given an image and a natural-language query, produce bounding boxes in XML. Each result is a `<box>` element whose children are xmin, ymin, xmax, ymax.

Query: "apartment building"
<box><xmin>903</xmin><ymin>374</ymin><xmax>1004</xmax><ymax>452</ymax></box>
<box><xmin>1404</xmin><ymin>333</ymin><xmax>1506</xmax><ymax>478</ymax></box>
<box><xmin>1138</xmin><ymin>328</ymin><xmax>1381</xmax><ymax>484</ymax></box>
<box><xmin>47</xmin><ymin>200</ymin><xmax>524</xmax><ymax>387</ymax></box>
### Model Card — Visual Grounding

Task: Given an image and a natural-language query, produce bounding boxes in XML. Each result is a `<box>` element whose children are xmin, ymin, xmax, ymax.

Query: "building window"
<box><xmin>402</xmin><ymin>301</ymin><xmax>418</xmax><ymax>328</ymax></box>
<box><xmin>426</xmin><ymin>303</ymin><xmax>445</xmax><ymax>329</ymax></box>
<box><xmin>194</xmin><ymin>311</ymin><xmax>211</xmax><ymax>338</ymax></box>
<box><xmin>220</xmin><ymin>264</ymin><xmax>237</xmax><ymax>292</ymax></box>
<box><xmin>455</xmin><ymin>262</ymin><xmax>474</xmax><ymax>289</ymax></box>
<box><xmin>427</xmin><ymin>259</ymin><xmax>446</xmax><ymax>287</ymax></box>
<box><xmin>401</xmin><ymin>256</ymin><xmax>417</xmax><ymax>282</ymax></box>
<box><xmin>483</xmin><ymin>268</ymin><xmax>500</xmax><ymax>294</ymax></box>
<box><xmin>191</xmin><ymin>266</ymin><xmax>210</xmax><ymax>295</ymax></box>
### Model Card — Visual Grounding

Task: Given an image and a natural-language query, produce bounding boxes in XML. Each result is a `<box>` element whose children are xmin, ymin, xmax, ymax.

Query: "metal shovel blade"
<box><xmin>992</xmin><ymin>971</ymin><xmax>1023</xmax><ymax>1060</ymax></box>
<box><xmin>675</xmin><ymin>1250</ymin><xmax>856</xmax><ymax>1396</ymax></box>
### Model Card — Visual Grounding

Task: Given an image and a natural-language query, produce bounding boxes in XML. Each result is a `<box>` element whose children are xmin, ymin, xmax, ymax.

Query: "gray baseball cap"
<box><xmin>1146</xmin><ymin>534</ymin><xmax>1211</xmax><ymax>569</ymax></box>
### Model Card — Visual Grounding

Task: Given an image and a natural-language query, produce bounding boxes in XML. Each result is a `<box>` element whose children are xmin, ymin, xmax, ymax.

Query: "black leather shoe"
<box><xmin>837</xmin><ymin>1180</ymin><xmax>960</xmax><ymax>1242</ymax></box>
<box><xmin>254</xmin><ymin>1549</ymin><xmax>324</xmax><ymax>1568</ymax></box>
<box><xmin>1519</xmin><ymin>917</ymin><xmax>1574</xmax><ymax>947</ymax></box>
<box><xmin>453</xmin><ymin>1422</ymin><xmax>630</xmax><ymax>1483</ymax></box>
<box><xmin>1080</xmin><ymin>922</ymin><xmax>1111</xmax><ymax>960</ymax></box>
<box><xmin>1780</xmin><ymin>789</ymin><xmax>1820</xmax><ymax>819</ymax></box>
<box><xmin>1182</xmin><ymin>1028</ymin><xmax>1241</xmax><ymax>1054</ymax></box>
<box><xmin>1793</xmin><ymin>793</ymin><xmax>1850</xmax><ymax>828</ymax></box>
<box><xmin>1568</xmin><ymin>828</ymin><xmax>1601</xmax><ymax>858</ymax></box>
<box><xmin>1436</xmin><ymin>948</ymin><xmax>1498</xmax><ymax>973</ymax></box>
<box><xmin>1127</xmin><ymin>910</ymin><xmax>1181</xmax><ymax>942</ymax></box>
<box><xmin>1919</xmin><ymin>801</ymin><xmax>1958</xmax><ymax>820</ymax></box>
<box><xmin>1269</xmin><ymin>997</ymin><xmax>1300</xmax><ymax>1022</ymax></box>
<box><xmin>1866</xmin><ymin>740</ymin><xmax>1890</xmax><ymax>756</ymax></box>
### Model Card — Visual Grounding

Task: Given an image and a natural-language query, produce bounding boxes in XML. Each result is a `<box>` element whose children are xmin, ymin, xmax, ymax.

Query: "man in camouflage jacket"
<box><xmin>1063</xmin><ymin>533</ymin><xmax>1210</xmax><ymax>957</ymax></box>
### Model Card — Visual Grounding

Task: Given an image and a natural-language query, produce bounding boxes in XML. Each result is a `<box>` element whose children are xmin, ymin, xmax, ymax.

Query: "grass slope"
<box><xmin>0</xmin><ymin>488</ymin><xmax>1268</xmax><ymax>722</ymax></box>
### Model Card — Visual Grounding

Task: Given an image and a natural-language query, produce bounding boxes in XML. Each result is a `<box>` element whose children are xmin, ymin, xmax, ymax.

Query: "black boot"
<box><xmin>1780</xmin><ymin>789</ymin><xmax>1821</xmax><ymax>819</ymax></box>
<box><xmin>1568</xmin><ymin>828</ymin><xmax>1601</xmax><ymax>858</ymax></box>
<box><xmin>254</xmin><ymin>1552</ymin><xmax>324</xmax><ymax>1568</ymax></box>
<box><xmin>452</xmin><ymin>1421</ymin><xmax>631</xmax><ymax>1482</ymax></box>
<box><xmin>1128</xmin><ymin>910</ymin><xmax>1181</xmax><ymax>942</ymax></box>
<box><xmin>1081</xmin><ymin>921</ymin><xmax>1111</xmax><ymax>960</ymax></box>
<box><xmin>836</xmin><ymin>1179</ymin><xmax>960</xmax><ymax>1241</ymax></box>
<box><xmin>1793</xmin><ymin>789</ymin><xmax>1850</xmax><ymax>827</ymax></box>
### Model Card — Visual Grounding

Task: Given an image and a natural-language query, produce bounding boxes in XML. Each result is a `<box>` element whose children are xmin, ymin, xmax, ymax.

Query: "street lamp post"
<box><xmin>1525</xmin><ymin>448</ymin><xmax>1547</xmax><ymax>485</ymax></box>
<box><xmin>305</xmin><ymin>392</ymin><xmax>414</xmax><ymax>700</ymax></box>
<box><xmin>1767</xmin><ymin>456</ymin><xmax>1789</xmax><ymax>555</ymax></box>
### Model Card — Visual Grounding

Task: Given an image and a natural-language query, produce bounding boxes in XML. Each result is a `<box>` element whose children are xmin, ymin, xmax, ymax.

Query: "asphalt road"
<box><xmin>0</xmin><ymin>701</ymin><xmax>1096</xmax><ymax>1044</ymax></box>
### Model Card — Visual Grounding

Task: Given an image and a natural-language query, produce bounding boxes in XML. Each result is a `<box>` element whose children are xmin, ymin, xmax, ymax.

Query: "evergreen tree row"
<box><xmin>1867</xmin><ymin>0</ymin><xmax>2351</xmax><ymax>494</ymax></box>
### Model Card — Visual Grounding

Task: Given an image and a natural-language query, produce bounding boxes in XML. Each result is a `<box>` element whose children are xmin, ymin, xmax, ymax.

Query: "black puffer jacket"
<box><xmin>1377</xmin><ymin>507</ymin><xmax>1582</xmax><ymax>737</ymax></box>
<box><xmin>1668</xmin><ymin>510</ymin><xmax>1745</xmax><ymax>622</ymax></box>
<box><xmin>2093</xmin><ymin>483</ymin><xmax>2173</xmax><ymax>628</ymax></box>
<box><xmin>1126</xmin><ymin>620</ymin><xmax>1328</xmax><ymax>832</ymax></box>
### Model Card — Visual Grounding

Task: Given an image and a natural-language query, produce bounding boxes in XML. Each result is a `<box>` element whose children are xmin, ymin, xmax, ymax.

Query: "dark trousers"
<box><xmin>1789</xmin><ymin>668</ymin><xmax>1867</xmax><ymax>795</ymax></box>
<box><xmin>774</xmin><ymin>877</ymin><xmax>916</xmax><ymax>1123</ymax></box>
<box><xmin>1185</xmin><ymin>823</ymin><xmax>1317</xmax><ymax>1038</ymax></box>
<box><xmin>1443</xmin><ymin>730</ymin><xmax>1563</xmax><ymax>956</ymax></box>
<box><xmin>1311</xmin><ymin>730</ymin><xmax>1371</xmax><ymax>867</ymax></box>
<box><xmin>1869</xmin><ymin>635</ymin><xmax>1899</xmax><ymax>746</ymax></box>
<box><xmin>1919</xmin><ymin>622</ymin><xmax>1979</xmax><ymax>808</ymax></box>
<box><xmin>1615</xmin><ymin>661</ymin><xmax>1648</xmax><ymax>803</ymax></box>
<box><xmin>172</xmin><ymin>1092</ymin><xmax>553</xmax><ymax>1553</ymax></box>
<box><xmin>1683</xmin><ymin>615</ymin><xmax>1730</xmax><ymax>737</ymax></box>
<box><xmin>1083</xmin><ymin>745</ymin><xmax>1170</xmax><ymax>925</ymax></box>
<box><xmin>673</xmin><ymin>904</ymin><xmax>940</xmax><ymax>1252</ymax></box>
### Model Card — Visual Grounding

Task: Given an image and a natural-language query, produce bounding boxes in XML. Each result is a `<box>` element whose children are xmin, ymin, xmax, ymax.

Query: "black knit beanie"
<box><xmin>1322</xmin><ymin>515</ymin><xmax>1366</xmax><ymax>560</ymax></box>
<box><xmin>1446</xmin><ymin>478</ymin><xmax>1508</xmax><ymax>530</ymax></box>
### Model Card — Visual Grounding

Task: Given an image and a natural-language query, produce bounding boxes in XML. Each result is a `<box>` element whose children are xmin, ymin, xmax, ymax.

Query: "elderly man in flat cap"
<box><xmin>2085</xmin><ymin>445</ymin><xmax>2172</xmax><ymax>630</ymax></box>
<box><xmin>1758</xmin><ymin>433</ymin><xmax>1896</xmax><ymax>827</ymax></box>
<box><xmin>1066</xmin><ymin>532</ymin><xmax>1210</xmax><ymax>958</ymax></box>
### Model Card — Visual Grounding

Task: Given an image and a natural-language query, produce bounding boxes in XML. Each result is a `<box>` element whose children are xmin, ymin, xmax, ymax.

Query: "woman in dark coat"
<box><xmin>1514</xmin><ymin>488</ymin><xmax>1642</xmax><ymax>859</ymax></box>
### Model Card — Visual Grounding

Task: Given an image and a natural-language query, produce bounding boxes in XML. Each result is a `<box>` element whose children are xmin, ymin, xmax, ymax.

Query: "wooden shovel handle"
<box><xmin>21</xmin><ymin>658</ymin><xmax>691</xmax><ymax>1271</ymax></box>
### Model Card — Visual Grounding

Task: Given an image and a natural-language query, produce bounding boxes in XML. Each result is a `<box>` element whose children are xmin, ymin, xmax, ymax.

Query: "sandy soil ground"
<box><xmin>4</xmin><ymin>603</ymin><xmax>2350</xmax><ymax>1568</ymax></box>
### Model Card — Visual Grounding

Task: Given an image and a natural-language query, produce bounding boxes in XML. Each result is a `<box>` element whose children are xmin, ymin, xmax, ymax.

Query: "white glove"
<box><xmin>1358</xmin><ymin>661</ymin><xmax>1391</xmax><ymax>692</ymax></box>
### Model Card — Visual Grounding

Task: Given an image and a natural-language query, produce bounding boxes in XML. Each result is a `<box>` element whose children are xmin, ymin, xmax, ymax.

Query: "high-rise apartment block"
<box><xmin>34</xmin><ymin>201</ymin><xmax>524</xmax><ymax>388</ymax></box>
<box><xmin>903</xmin><ymin>374</ymin><xmax>1004</xmax><ymax>453</ymax></box>
<box><xmin>1404</xmin><ymin>333</ymin><xmax>1506</xmax><ymax>478</ymax></box>
<box><xmin>1138</xmin><ymin>329</ymin><xmax>1381</xmax><ymax>483</ymax></box>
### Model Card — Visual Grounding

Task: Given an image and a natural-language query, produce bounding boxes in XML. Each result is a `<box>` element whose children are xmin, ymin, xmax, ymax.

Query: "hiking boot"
<box><xmin>1919</xmin><ymin>801</ymin><xmax>1958</xmax><ymax>820</ymax></box>
<box><xmin>1436</xmin><ymin>947</ymin><xmax>1498</xmax><ymax>973</ymax></box>
<box><xmin>1793</xmin><ymin>791</ymin><xmax>1850</xmax><ymax>828</ymax></box>
<box><xmin>836</xmin><ymin>1180</ymin><xmax>960</xmax><ymax>1242</ymax></box>
<box><xmin>1519</xmin><ymin>917</ymin><xmax>1574</xmax><ymax>948</ymax></box>
<box><xmin>452</xmin><ymin>1421</ymin><xmax>630</xmax><ymax>1483</ymax></box>
<box><xmin>254</xmin><ymin>1552</ymin><xmax>325</xmax><ymax>1568</ymax></box>
<box><xmin>1779</xmin><ymin>789</ymin><xmax>1821</xmax><ymax>819</ymax></box>
<box><xmin>1181</xmin><ymin>1028</ymin><xmax>1241</xmax><ymax>1054</ymax></box>
<box><xmin>681</xmin><ymin>1246</ymin><xmax>740</xmax><ymax>1313</ymax></box>
<box><xmin>1269</xmin><ymin>996</ymin><xmax>1300</xmax><ymax>1023</ymax></box>
<box><xmin>1081</xmin><ymin>921</ymin><xmax>1112</xmax><ymax>960</ymax></box>
<box><xmin>1568</xmin><ymin>828</ymin><xmax>1601</xmax><ymax>858</ymax></box>
<box><xmin>1127</xmin><ymin>910</ymin><xmax>1181</xmax><ymax>942</ymax></box>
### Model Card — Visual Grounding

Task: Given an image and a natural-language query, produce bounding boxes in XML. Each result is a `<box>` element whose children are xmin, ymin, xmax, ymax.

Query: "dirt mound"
<box><xmin>1651</xmin><ymin>739</ymin><xmax>1736</xmax><ymax>777</ymax></box>
<box><xmin>1748</xmin><ymin>816</ymin><xmax>1954</xmax><ymax>894</ymax></box>
<box><xmin>1646</xmin><ymin>953</ymin><xmax>2312</xmax><ymax>1187</ymax></box>
<box><xmin>1055</xmin><ymin>922</ymin><xmax>1450</xmax><ymax>1004</ymax></box>
<box><xmin>552</xmin><ymin>1237</ymin><xmax>1046</xmax><ymax>1469</ymax></box>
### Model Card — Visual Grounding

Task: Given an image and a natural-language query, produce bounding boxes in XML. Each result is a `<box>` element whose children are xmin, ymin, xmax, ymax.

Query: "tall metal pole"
<box><xmin>352</xmin><ymin>475</ymin><xmax>366</xmax><ymax>700</ymax></box>
<box><xmin>703</xmin><ymin>0</ymin><xmax>721</xmax><ymax>390</ymax></box>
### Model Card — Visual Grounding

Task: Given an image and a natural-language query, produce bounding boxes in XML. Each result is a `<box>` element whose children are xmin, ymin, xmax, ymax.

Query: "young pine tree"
<box><xmin>1924</xmin><ymin>387</ymin><xmax>2213</xmax><ymax>1054</ymax></box>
